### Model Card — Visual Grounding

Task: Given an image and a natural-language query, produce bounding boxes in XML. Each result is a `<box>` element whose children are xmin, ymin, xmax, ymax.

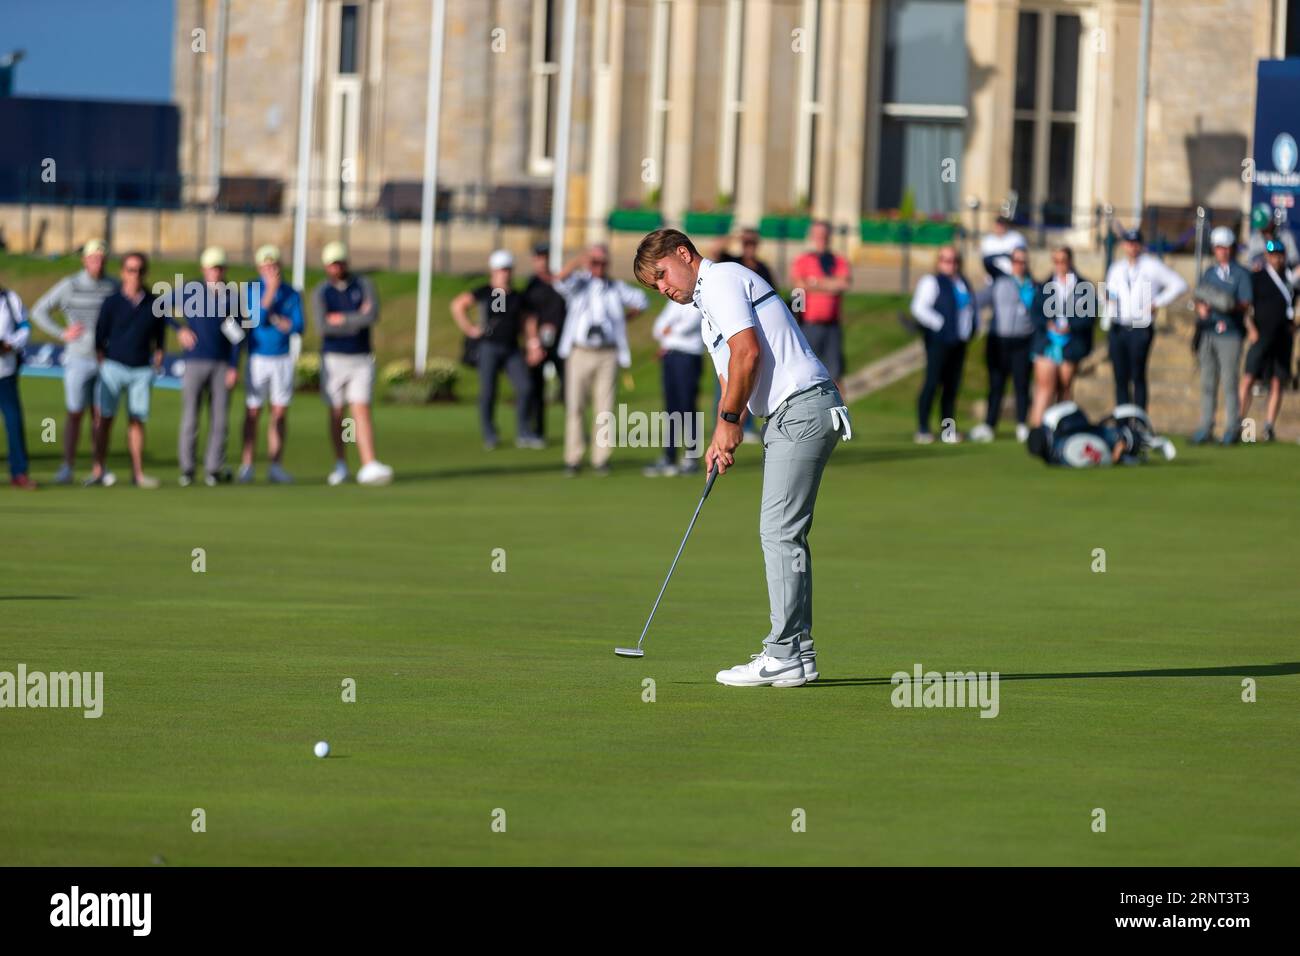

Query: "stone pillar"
<box><xmin>811</xmin><ymin>0</ymin><xmax>840</xmax><ymax>222</ymax></box>
<box><xmin>963</xmin><ymin>0</ymin><xmax>1019</xmax><ymax>217</ymax></box>
<box><xmin>735</xmin><ymin>0</ymin><xmax>774</xmax><ymax>227</ymax></box>
<box><xmin>586</xmin><ymin>0</ymin><xmax>626</xmax><ymax>243</ymax></box>
<box><xmin>662</xmin><ymin>0</ymin><xmax>700</xmax><ymax>224</ymax></box>
<box><xmin>830</xmin><ymin>0</ymin><xmax>870</xmax><ymax>232</ymax></box>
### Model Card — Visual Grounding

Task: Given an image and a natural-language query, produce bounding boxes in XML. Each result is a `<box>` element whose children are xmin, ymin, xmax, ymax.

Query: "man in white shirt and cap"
<box><xmin>634</xmin><ymin>229</ymin><xmax>852</xmax><ymax>688</ymax></box>
<box><xmin>1102</xmin><ymin>229</ymin><xmax>1188</xmax><ymax>409</ymax></box>
<box><xmin>554</xmin><ymin>243</ymin><xmax>648</xmax><ymax>476</ymax></box>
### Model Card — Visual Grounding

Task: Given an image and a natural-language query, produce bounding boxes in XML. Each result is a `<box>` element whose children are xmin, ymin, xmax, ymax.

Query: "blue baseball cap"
<box><xmin>1121</xmin><ymin>229</ymin><xmax>1143</xmax><ymax>243</ymax></box>
<box><xmin>1264</xmin><ymin>238</ymin><xmax>1285</xmax><ymax>254</ymax></box>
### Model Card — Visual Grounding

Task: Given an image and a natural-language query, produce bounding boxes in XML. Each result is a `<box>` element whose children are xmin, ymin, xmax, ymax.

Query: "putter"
<box><xmin>615</xmin><ymin>465</ymin><xmax>719</xmax><ymax>658</ymax></box>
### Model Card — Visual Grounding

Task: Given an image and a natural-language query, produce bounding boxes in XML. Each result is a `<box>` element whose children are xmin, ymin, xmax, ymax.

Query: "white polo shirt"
<box><xmin>651</xmin><ymin>298</ymin><xmax>704</xmax><ymax>355</ymax></box>
<box><xmin>692</xmin><ymin>258</ymin><xmax>829</xmax><ymax>418</ymax></box>
<box><xmin>1103</xmin><ymin>254</ymin><xmax>1188</xmax><ymax>329</ymax></box>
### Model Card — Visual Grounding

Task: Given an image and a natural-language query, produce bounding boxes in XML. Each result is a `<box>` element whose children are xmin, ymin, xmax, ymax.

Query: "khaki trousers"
<box><xmin>564</xmin><ymin>346</ymin><xmax>618</xmax><ymax>467</ymax></box>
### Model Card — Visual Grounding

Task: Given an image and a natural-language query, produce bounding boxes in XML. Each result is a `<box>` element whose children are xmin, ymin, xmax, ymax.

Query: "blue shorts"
<box><xmin>96</xmin><ymin>359</ymin><xmax>154</xmax><ymax>421</ymax></box>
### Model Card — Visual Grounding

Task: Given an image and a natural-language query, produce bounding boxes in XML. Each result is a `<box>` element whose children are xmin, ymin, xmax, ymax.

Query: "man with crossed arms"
<box><xmin>634</xmin><ymin>229</ymin><xmax>852</xmax><ymax>688</ymax></box>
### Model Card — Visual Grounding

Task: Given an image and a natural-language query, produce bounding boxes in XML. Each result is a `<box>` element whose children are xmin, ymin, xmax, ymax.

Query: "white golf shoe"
<box><xmin>969</xmin><ymin>423</ymin><xmax>994</xmax><ymax>443</ymax></box>
<box><xmin>326</xmin><ymin>461</ymin><xmax>350</xmax><ymax>486</ymax></box>
<box><xmin>357</xmin><ymin>460</ymin><xmax>394</xmax><ymax>486</ymax></box>
<box><xmin>716</xmin><ymin>653</ymin><xmax>807</xmax><ymax>688</ymax></box>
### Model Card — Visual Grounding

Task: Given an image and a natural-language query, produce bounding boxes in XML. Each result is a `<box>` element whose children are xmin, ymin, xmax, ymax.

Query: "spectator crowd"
<box><xmin>2</xmin><ymin>215</ymin><xmax>1297</xmax><ymax>489</ymax></box>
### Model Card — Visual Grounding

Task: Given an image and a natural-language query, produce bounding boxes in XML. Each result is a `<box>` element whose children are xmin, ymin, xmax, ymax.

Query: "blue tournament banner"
<box><xmin>19</xmin><ymin>343</ymin><xmax>184</xmax><ymax>390</ymax></box>
<box><xmin>1251</xmin><ymin>59</ymin><xmax>1300</xmax><ymax>242</ymax></box>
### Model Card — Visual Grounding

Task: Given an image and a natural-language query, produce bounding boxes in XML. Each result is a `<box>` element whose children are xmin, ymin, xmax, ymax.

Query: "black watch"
<box><xmin>720</xmin><ymin>409</ymin><xmax>741</xmax><ymax>424</ymax></box>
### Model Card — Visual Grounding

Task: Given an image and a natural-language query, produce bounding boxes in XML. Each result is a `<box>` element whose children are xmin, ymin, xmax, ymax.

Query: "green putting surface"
<box><xmin>1</xmin><ymin>351</ymin><xmax>1297</xmax><ymax>865</ymax></box>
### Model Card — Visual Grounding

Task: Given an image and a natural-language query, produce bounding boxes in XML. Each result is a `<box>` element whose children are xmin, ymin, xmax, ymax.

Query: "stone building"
<box><xmin>171</xmin><ymin>0</ymin><xmax>1297</xmax><ymax>248</ymax></box>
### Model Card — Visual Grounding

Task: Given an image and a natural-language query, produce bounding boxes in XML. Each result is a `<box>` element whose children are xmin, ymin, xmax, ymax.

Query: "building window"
<box><xmin>793</xmin><ymin>0</ymin><xmax>823</xmax><ymax>207</ymax></box>
<box><xmin>1283</xmin><ymin>0</ymin><xmax>1300</xmax><ymax>57</ymax></box>
<box><xmin>325</xmin><ymin>2</ymin><xmax>364</xmax><ymax>217</ymax></box>
<box><xmin>875</xmin><ymin>0</ymin><xmax>967</xmax><ymax>215</ymax></box>
<box><xmin>529</xmin><ymin>0</ymin><xmax>559</xmax><ymax>176</ymax></box>
<box><xmin>339</xmin><ymin>4</ymin><xmax>359</xmax><ymax>75</ymax></box>
<box><xmin>1011</xmin><ymin>9</ymin><xmax>1082</xmax><ymax>227</ymax></box>
<box><xmin>717</xmin><ymin>0</ymin><xmax>745</xmax><ymax>203</ymax></box>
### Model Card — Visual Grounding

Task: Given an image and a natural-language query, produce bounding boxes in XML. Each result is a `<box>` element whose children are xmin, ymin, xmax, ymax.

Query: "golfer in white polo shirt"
<box><xmin>634</xmin><ymin>229</ymin><xmax>852</xmax><ymax>687</ymax></box>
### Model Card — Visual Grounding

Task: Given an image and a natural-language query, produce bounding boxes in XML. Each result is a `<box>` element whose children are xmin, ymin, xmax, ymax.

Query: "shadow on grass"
<box><xmin>0</xmin><ymin>595</ymin><xmax>79</xmax><ymax>601</ymax></box>
<box><xmin>807</xmin><ymin>661</ymin><xmax>1300</xmax><ymax>688</ymax></box>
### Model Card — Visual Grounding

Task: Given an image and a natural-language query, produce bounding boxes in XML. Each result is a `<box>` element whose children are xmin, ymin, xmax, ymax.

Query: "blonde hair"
<box><xmin>633</xmin><ymin>228</ymin><xmax>699</xmax><ymax>287</ymax></box>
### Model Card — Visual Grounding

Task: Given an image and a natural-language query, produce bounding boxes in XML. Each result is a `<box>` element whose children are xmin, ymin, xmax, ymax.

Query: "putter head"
<box><xmin>614</xmin><ymin>647</ymin><xmax>645</xmax><ymax>658</ymax></box>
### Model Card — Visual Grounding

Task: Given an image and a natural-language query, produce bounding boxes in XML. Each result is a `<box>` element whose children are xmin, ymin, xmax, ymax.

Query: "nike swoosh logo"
<box><xmin>758</xmin><ymin>664</ymin><xmax>801</xmax><ymax>678</ymax></box>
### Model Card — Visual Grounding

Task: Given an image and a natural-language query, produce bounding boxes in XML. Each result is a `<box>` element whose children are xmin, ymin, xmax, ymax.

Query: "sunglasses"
<box><xmin>122</xmin><ymin>266</ymin><xmax>142</xmax><ymax>274</ymax></box>
<box><xmin>589</xmin><ymin>259</ymin><xmax>609</xmax><ymax>266</ymax></box>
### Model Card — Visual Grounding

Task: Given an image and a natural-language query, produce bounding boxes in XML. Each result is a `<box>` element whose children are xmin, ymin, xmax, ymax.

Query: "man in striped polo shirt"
<box><xmin>31</xmin><ymin>239</ymin><xmax>118</xmax><ymax>483</ymax></box>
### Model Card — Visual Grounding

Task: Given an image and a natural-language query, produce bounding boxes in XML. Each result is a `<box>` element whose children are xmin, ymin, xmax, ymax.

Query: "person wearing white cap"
<box><xmin>177</xmin><ymin>246</ymin><xmax>242</xmax><ymax>486</ymax></box>
<box><xmin>30</xmin><ymin>238</ymin><xmax>118</xmax><ymax>483</ymax></box>
<box><xmin>553</xmin><ymin>243</ymin><xmax>649</xmax><ymax>475</ymax></box>
<box><xmin>1192</xmin><ymin>227</ymin><xmax>1252</xmax><ymax>444</ymax></box>
<box><xmin>450</xmin><ymin>249</ymin><xmax>544</xmax><ymax>450</ymax></box>
<box><xmin>312</xmin><ymin>241</ymin><xmax>393</xmax><ymax>486</ymax></box>
<box><xmin>237</xmin><ymin>244</ymin><xmax>303</xmax><ymax>482</ymax></box>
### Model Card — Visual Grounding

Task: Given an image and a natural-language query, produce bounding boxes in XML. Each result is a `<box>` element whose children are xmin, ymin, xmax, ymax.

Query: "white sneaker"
<box><xmin>268</xmin><ymin>462</ymin><xmax>294</xmax><ymax>484</ymax></box>
<box><xmin>914</xmin><ymin>432</ymin><xmax>936</xmax><ymax>445</ymax></box>
<box><xmin>326</xmin><ymin>462</ymin><xmax>350</xmax><ymax>486</ymax></box>
<box><xmin>1015</xmin><ymin>423</ymin><xmax>1030</xmax><ymax>443</ymax></box>
<box><xmin>969</xmin><ymin>423</ymin><xmax>995</xmax><ymax>443</ymax></box>
<box><xmin>237</xmin><ymin>464</ymin><xmax>255</xmax><ymax>484</ymax></box>
<box><xmin>54</xmin><ymin>463</ymin><xmax>74</xmax><ymax>485</ymax></box>
<box><xmin>357</xmin><ymin>460</ymin><xmax>394</xmax><ymax>486</ymax></box>
<box><xmin>716</xmin><ymin>653</ymin><xmax>807</xmax><ymax>688</ymax></box>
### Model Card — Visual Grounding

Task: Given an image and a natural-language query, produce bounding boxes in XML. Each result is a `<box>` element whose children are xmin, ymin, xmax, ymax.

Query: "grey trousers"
<box><xmin>1198</xmin><ymin>334</ymin><xmax>1242</xmax><ymax>435</ymax></box>
<box><xmin>180</xmin><ymin>359</ymin><xmax>231</xmax><ymax>476</ymax></box>
<box><xmin>759</xmin><ymin>383</ymin><xmax>844</xmax><ymax>660</ymax></box>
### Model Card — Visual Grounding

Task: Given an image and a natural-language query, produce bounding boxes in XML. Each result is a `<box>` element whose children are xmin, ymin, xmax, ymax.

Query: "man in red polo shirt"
<box><xmin>790</xmin><ymin>220</ymin><xmax>851</xmax><ymax>391</ymax></box>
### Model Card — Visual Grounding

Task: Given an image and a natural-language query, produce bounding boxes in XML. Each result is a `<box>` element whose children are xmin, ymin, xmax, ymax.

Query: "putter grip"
<box><xmin>701</xmin><ymin>465</ymin><xmax>719</xmax><ymax>501</ymax></box>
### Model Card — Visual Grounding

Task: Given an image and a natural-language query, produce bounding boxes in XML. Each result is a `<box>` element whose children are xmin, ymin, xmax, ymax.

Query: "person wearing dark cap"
<box><xmin>1102</xmin><ymin>229</ymin><xmax>1187</xmax><ymax>409</ymax></box>
<box><xmin>1239</xmin><ymin>239</ymin><xmax>1297</xmax><ymax>441</ymax></box>
<box><xmin>521</xmin><ymin>242</ymin><xmax>567</xmax><ymax>441</ymax></box>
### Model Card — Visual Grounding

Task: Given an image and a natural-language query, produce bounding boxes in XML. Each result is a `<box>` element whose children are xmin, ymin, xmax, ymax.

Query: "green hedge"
<box><xmin>608</xmin><ymin>209</ymin><xmax>664</xmax><ymax>232</ymax></box>
<box><xmin>683</xmin><ymin>211</ymin><xmax>733</xmax><ymax>236</ymax></box>
<box><xmin>860</xmin><ymin>219</ymin><xmax>958</xmax><ymax>246</ymax></box>
<box><xmin>758</xmin><ymin>215</ymin><xmax>811</xmax><ymax>241</ymax></box>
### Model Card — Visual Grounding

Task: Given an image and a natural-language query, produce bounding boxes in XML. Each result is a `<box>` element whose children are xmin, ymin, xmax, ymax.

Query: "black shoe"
<box><xmin>564</xmin><ymin>464</ymin><xmax>580</xmax><ymax>478</ymax></box>
<box><xmin>593</xmin><ymin>464</ymin><xmax>611</xmax><ymax>477</ymax></box>
<box><xmin>1263</xmin><ymin>423</ymin><xmax>1276</xmax><ymax>443</ymax></box>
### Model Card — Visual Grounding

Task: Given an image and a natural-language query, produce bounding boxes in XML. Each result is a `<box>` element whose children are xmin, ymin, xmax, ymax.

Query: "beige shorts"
<box><xmin>321</xmin><ymin>352</ymin><xmax>375</xmax><ymax>407</ymax></box>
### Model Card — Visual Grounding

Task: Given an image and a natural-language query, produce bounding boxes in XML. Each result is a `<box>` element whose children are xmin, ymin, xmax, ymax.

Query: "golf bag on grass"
<box><xmin>1027</xmin><ymin>402</ymin><xmax>1176</xmax><ymax>467</ymax></box>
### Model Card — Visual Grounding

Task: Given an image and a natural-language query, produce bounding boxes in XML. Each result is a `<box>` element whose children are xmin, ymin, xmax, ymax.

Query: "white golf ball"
<box><xmin>313</xmin><ymin>740</ymin><xmax>330</xmax><ymax>759</ymax></box>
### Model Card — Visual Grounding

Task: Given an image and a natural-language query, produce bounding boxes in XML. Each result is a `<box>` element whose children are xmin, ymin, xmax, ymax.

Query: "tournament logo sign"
<box><xmin>1252</xmin><ymin>60</ymin><xmax>1300</xmax><ymax>239</ymax></box>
